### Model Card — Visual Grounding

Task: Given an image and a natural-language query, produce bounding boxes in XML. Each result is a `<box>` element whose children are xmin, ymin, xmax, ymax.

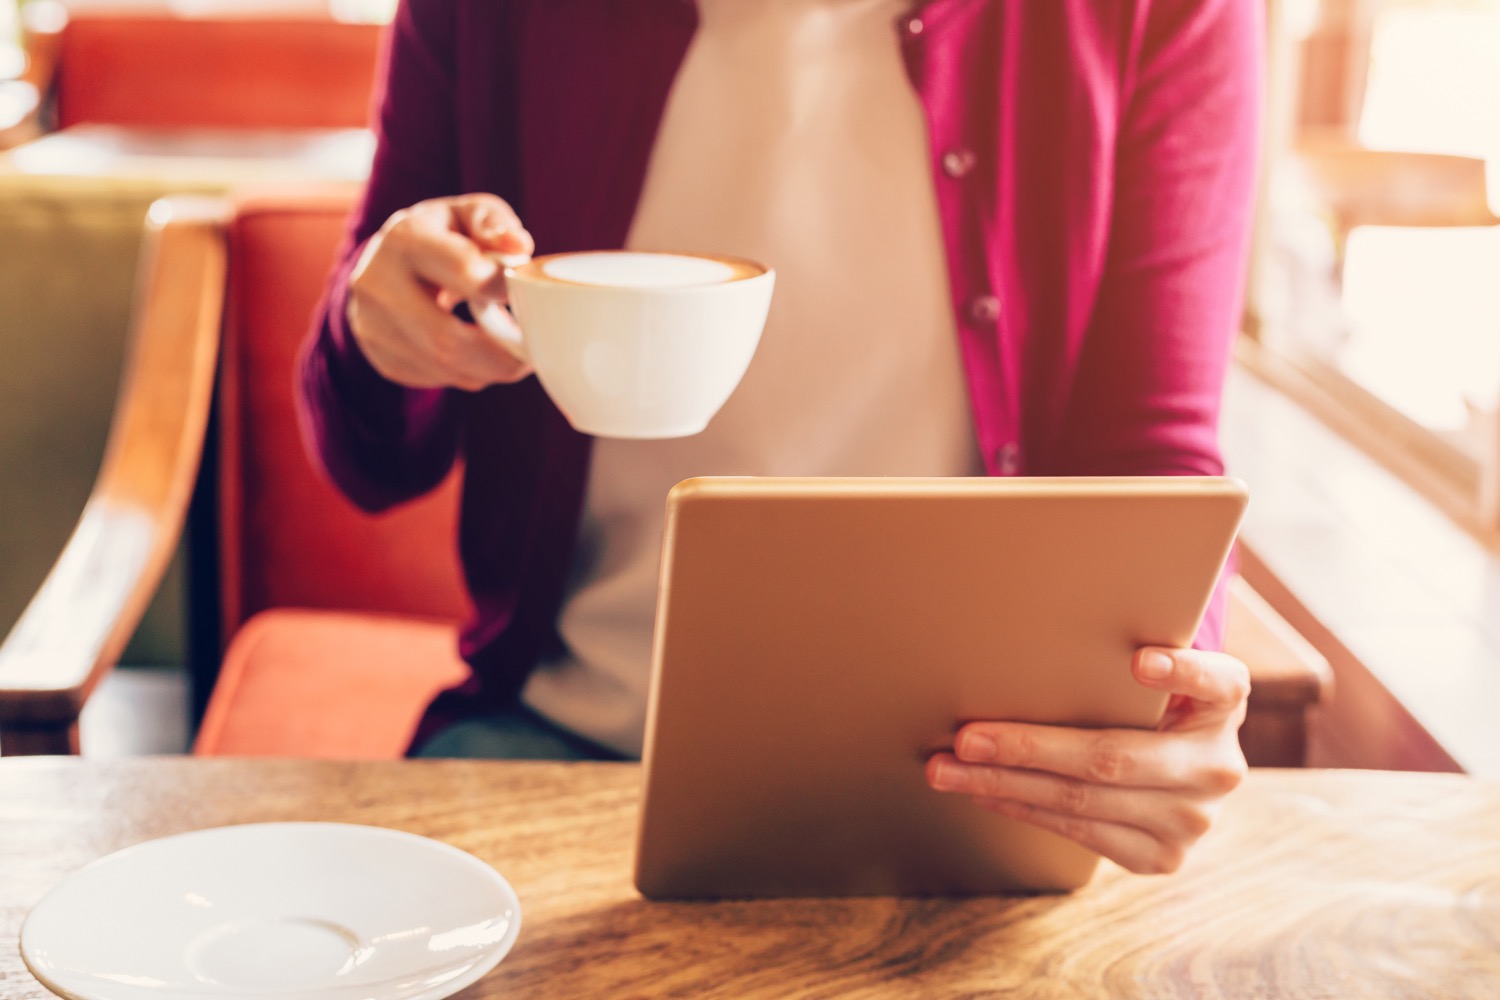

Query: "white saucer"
<box><xmin>20</xmin><ymin>823</ymin><xmax>521</xmax><ymax>1000</ymax></box>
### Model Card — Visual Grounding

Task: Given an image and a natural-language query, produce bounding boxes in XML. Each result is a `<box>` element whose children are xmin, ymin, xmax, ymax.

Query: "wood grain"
<box><xmin>2</xmin><ymin>760</ymin><xmax>1496</xmax><ymax>999</ymax></box>
<box><xmin>1294</xmin><ymin>131</ymin><xmax>1499</xmax><ymax>232</ymax></box>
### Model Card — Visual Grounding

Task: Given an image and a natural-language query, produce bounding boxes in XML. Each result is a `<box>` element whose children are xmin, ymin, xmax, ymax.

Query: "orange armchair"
<box><xmin>0</xmin><ymin>190</ymin><xmax>468</xmax><ymax>758</ymax></box>
<box><xmin>194</xmin><ymin>191</ymin><xmax>471</xmax><ymax>755</ymax></box>
<box><xmin>0</xmin><ymin>190</ymin><xmax>1330</xmax><ymax>761</ymax></box>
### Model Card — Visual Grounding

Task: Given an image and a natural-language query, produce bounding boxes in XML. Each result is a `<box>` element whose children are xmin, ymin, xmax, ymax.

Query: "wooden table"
<box><xmin>2</xmin><ymin>760</ymin><xmax>1497</xmax><ymax>998</ymax></box>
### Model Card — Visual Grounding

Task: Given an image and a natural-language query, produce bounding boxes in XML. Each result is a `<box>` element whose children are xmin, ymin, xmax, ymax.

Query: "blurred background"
<box><xmin>1249</xmin><ymin>0</ymin><xmax>1500</xmax><ymax>529</ymax></box>
<box><xmin>0</xmin><ymin>0</ymin><xmax>1495</xmax><ymax>769</ymax></box>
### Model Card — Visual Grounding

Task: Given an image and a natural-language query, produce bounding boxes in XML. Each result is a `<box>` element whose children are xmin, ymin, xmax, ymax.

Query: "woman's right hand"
<box><xmin>346</xmin><ymin>193</ymin><xmax>536</xmax><ymax>391</ymax></box>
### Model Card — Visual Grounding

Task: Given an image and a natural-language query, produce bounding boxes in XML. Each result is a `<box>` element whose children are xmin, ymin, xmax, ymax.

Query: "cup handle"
<box><xmin>469</xmin><ymin>253</ymin><xmax>532</xmax><ymax>365</ymax></box>
<box><xmin>470</xmin><ymin>296</ymin><xmax>531</xmax><ymax>365</ymax></box>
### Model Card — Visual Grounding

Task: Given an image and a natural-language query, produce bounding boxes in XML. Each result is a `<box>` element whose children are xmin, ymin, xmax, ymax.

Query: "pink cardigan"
<box><xmin>300</xmin><ymin>0</ymin><xmax>1262</xmax><ymax>740</ymax></box>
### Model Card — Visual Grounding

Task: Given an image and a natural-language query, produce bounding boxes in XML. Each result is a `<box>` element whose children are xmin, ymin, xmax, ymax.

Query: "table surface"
<box><xmin>2</xmin><ymin>759</ymin><xmax>1497</xmax><ymax>999</ymax></box>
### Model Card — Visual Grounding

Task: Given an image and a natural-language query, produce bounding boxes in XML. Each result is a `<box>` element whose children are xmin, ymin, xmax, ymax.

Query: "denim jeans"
<box><xmin>411</xmin><ymin>702</ymin><xmax>626</xmax><ymax>761</ymax></box>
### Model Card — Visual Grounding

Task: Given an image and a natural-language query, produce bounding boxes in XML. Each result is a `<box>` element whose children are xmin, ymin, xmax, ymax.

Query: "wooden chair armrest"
<box><xmin>1226</xmin><ymin>565</ymin><xmax>1335</xmax><ymax>768</ymax></box>
<box><xmin>0</xmin><ymin>196</ymin><xmax>228</xmax><ymax>755</ymax></box>
<box><xmin>1294</xmin><ymin>131</ymin><xmax>1499</xmax><ymax>230</ymax></box>
<box><xmin>1228</xmin><ymin>575</ymin><xmax>1334</xmax><ymax>708</ymax></box>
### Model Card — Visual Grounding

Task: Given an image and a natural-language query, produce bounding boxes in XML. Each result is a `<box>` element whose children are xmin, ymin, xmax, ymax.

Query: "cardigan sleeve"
<box><xmin>1052</xmin><ymin>0</ymin><xmax>1263</xmax><ymax>649</ymax></box>
<box><xmin>297</xmin><ymin>0</ymin><xmax>466</xmax><ymax>514</ymax></box>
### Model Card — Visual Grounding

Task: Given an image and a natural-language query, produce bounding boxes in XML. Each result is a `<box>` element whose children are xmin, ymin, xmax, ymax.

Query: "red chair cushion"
<box><xmin>55</xmin><ymin>15</ymin><xmax>384</xmax><ymax>130</ymax></box>
<box><xmin>218</xmin><ymin>193</ymin><xmax>470</xmax><ymax>636</ymax></box>
<box><xmin>194</xmin><ymin>608</ymin><xmax>469</xmax><ymax>758</ymax></box>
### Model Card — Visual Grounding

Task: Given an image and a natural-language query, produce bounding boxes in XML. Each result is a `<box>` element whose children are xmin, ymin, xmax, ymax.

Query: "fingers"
<box><xmin>971</xmin><ymin>796</ymin><xmax>1195</xmax><ymax>875</ymax></box>
<box><xmin>926</xmin><ymin>752</ymin><xmax>1220</xmax><ymax>844</ymax></box>
<box><xmin>348</xmin><ymin>285</ymin><xmax>528</xmax><ymax>391</ymax></box>
<box><xmin>451</xmin><ymin>196</ymin><xmax>535</xmax><ymax>256</ymax></box>
<box><xmin>1133</xmin><ymin>647</ymin><xmax>1251</xmax><ymax>716</ymax></box>
<box><xmin>447</xmin><ymin>196</ymin><xmax>535</xmax><ymax>301</ymax></box>
<box><xmin>388</xmin><ymin>198</ymin><xmax>518</xmax><ymax>300</ymax></box>
<box><xmin>927</xmin><ymin>727</ymin><xmax>1244</xmax><ymax>876</ymax></box>
<box><xmin>347</xmin><ymin>194</ymin><xmax>536</xmax><ymax>390</ymax></box>
<box><xmin>398</xmin><ymin>221</ymin><xmax>500</xmax><ymax>300</ymax></box>
<box><xmin>925</xmin><ymin>650</ymin><xmax>1253</xmax><ymax>875</ymax></box>
<box><xmin>945</xmin><ymin>720</ymin><xmax>1245</xmax><ymax>793</ymax></box>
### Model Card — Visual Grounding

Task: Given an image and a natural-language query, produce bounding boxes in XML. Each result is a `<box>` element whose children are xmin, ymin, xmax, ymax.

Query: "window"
<box><xmin>1246</xmin><ymin>0</ymin><xmax>1500</xmax><ymax>537</ymax></box>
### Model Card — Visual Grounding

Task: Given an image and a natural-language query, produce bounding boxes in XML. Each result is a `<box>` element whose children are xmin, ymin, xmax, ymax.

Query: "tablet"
<box><xmin>633</xmin><ymin>476</ymin><xmax>1247</xmax><ymax>899</ymax></box>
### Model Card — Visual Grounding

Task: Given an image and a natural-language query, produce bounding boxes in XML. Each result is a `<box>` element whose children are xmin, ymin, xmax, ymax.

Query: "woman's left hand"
<box><xmin>925</xmin><ymin>646</ymin><xmax>1250</xmax><ymax>875</ymax></box>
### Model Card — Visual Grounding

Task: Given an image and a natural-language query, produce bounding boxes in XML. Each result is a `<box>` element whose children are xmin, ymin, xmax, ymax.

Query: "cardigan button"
<box><xmin>941</xmin><ymin>149</ymin><xmax>976</xmax><ymax>178</ymax></box>
<box><xmin>902</xmin><ymin>16</ymin><xmax>925</xmax><ymax>37</ymax></box>
<box><xmin>968</xmin><ymin>294</ymin><xmax>1001</xmax><ymax>325</ymax></box>
<box><xmin>996</xmin><ymin>442</ymin><xmax>1021</xmax><ymax>475</ymax></box>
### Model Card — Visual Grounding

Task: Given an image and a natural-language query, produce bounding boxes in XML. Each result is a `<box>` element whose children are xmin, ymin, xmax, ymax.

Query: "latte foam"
<box><xmin>518</xmin><ymin>251</ymin><xmax>762</xmax><ymax>288</ymax></box>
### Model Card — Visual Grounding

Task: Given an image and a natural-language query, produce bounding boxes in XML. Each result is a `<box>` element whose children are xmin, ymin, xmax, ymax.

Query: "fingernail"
<box><xmin>930</xmin><ymin>760</ymin><xmax>963</xmax><ymax>791</ymax></box>
<box><xmin>958</xmin><ymin>732</ymin><xmax>998</xmax><ymax>762</ymax></box>
<box><xmin>1138</xmin><ymin>650</ymin><xmax>1173</xmax><ymax>680</ymax></box>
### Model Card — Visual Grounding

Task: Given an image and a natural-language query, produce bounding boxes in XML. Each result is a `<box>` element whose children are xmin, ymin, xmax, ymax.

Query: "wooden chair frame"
<box><xmin>0</xmin><ymin>197</ymin><xmax>227</xmax><ymax>754</ymax></box>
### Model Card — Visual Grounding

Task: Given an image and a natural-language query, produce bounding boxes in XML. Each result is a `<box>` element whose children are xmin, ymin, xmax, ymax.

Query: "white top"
<box><xmin>522</xmin><ymin>0</ymin><xmax>982</xmax><ymax>756</ymax></box>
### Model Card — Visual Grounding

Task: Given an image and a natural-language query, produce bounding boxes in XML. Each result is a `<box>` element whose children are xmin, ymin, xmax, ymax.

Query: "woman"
<box><xmin>301</xmin><ymin>0</ymin><xmax>1261</xmax><ymax>875</ymax></box>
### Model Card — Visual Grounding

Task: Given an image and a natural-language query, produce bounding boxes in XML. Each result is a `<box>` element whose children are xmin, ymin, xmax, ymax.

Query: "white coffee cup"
<box><xmin>471</xmin><ymin>250</ymin><xmax>775</xmax><ymax>439</ymax></box>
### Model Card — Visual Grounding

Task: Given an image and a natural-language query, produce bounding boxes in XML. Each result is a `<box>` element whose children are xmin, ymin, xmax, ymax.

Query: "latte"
<box><xmin>511</xmin><ymin>251</ymin><xmax>766</xmax><ymax>288</ymax></box>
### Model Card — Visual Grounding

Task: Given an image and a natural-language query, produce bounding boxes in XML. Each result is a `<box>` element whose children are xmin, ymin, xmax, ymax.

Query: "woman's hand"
<box><xmin>347</xmin><ymin>193</ymin><xmax>536</xmax><ymax>391</ymax></box>
<box><xmin>925</xmin><ymin>647</ymin><xmax>1250</xmax><ymax>875</ymax></box>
